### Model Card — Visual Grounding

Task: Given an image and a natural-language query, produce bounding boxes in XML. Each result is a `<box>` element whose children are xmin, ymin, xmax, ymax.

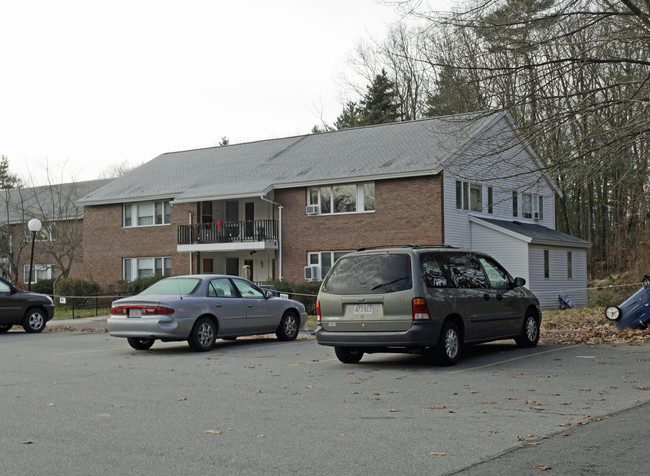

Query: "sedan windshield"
<box><xmin>139</xmin><ymin>278</ymin><xmax>201</xmax><ymax>296</ymax></box>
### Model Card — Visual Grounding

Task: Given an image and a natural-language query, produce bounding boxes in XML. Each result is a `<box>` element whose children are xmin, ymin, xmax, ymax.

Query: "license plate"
<box><xmin>354</xmin><ymin>304</ymin><xmax>373</xmax><ymax>315</ymax></box>
<box><xmin>128</xmin><ymin>308</ymin><xmax>143</xmax><ymax>318</ymax></box>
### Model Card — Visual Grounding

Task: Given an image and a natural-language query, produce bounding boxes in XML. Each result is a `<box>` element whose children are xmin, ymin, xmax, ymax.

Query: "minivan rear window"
<box><xmin>321</xmin><ymin>253</ymin><xmax>412</xmax><ymax>295</ymax></box>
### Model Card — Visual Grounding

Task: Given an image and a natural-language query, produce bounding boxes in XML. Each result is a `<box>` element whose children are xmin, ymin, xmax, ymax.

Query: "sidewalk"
<box><xmin>47</xmin><ymin>315</ymin><xmax>109</xmax><ymax>330</ymax></box>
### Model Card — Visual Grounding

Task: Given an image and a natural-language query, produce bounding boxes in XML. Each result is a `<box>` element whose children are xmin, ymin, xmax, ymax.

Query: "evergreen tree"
<box><xmin>333</xmin><ymin>101</ymin><xmax>364</xmax><ymax>130</ymax></box>
<box><xmin>0</xmin><ymin>156</ymin><xmax>20</xmax><ymax>189</ymax></box>
<box><xmin>359</xmin><ymin>69</ymin><xmax>401</xmax><ymax>125</ymax></box>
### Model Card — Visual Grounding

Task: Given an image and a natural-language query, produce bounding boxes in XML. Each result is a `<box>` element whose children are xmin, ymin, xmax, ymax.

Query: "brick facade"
<box><xmin>275</xmin><ymin>175</ymin><xmax>444</xmax><ymax>282</ymax></box>
<box><xmin>80</xmin><ymin>202</ymin><xmax>193</xmax><ymax>285</ymax></box>
<box><xmin>11</xmin><ymin>175</ymin><xmax>444</xmax><ymax>288</ymax></box>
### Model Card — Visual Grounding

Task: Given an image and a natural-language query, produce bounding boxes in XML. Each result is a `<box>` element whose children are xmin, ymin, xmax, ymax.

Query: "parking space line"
<box><xmin>449</xmin><ymin>344</ymin><xmax>583</xmax><ymax>373</ymax></box>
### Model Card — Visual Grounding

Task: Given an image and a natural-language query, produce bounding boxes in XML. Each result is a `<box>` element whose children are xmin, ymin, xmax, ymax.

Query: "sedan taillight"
<box><xmin>412</xmin><ymin>298</ymin><xmax>431</xmax><ymax>320</ymax></box>
<box><xmin>111</xmin><ymin>305</ymin><xmax>175</xmax><ymax>315</ymax></box>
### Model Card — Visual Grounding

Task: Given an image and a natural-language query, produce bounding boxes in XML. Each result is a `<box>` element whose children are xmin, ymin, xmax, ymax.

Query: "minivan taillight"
<box><xmin>412</xmin><ymin>298</ymin><xmax>431</xmax><ymax>320</ymax></box>
<box><xmin>316</xmin><ymin>300</ymin><xmax>322</xmax><ymax>323</ymax></box>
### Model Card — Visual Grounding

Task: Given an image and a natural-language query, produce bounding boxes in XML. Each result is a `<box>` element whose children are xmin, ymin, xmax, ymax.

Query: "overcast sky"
<box><xmin>1</xmin><ymin>0</ymin><xmax>450</xmax><ymax>185</ymax></box>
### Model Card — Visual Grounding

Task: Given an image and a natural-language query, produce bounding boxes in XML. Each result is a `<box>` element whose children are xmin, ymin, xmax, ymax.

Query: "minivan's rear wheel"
<box><xmin>127</xmin><ymin>338</ymin><xmax>155</xmax><ymax>350</ymax></box>
<box><xmin>436</xmin><ymin>321</ymin><xmax>461</xmax><ymax>366</ymax></box>
<box><xmin>22</xmin><ymin>308</ymin><xmax>46</xmax><ymax>333</ymax></box>
<box><xmin>515</xmin><ymin>313</ymin><xmax>540</xmax><ymax>348</ymax></box>
<box><xmin>334</xmin><ymin>347</ymin><xmax>364</xmax><ymax>364</ymax></box>
<box><xmin>188</xmin><ymin>317</ymin><xmax>216</xmax><ymax>352</ymax></box>
<box><xmin>276</xmin><ymin>312</ymin><xmax>299</xmax><ymax>341</ymax></box>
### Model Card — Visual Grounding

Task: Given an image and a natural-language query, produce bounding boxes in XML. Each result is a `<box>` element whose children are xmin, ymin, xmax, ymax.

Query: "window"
<box><xmin>522</xmin><ymin>193</ymin><xmax>533</xmax><ymax>219</ymax></box>
<box><xmin>538</xmin><ymin>196</ymin><xmax>544</xmax><ymax>220</ymax></box>
<box><xmin>512</xmin><ymin>191</ymin><xmax>518</xmax><ymax>217</ymax></box>
<box><xmin>487</xmin><ymin>187</ymin><xmax>494</xmax><ymax>214</ymax></box>
<box><xmin>308</xmin><ymin>251</ymin><xmax>349</xmax><ymax>280</ymax></box>
<box><xmin>470</xmin><ymin>184</ymin><xmax>482</xmax><ymax>212</ymax></box>
<box><xmin>307</xmin><ymin>183</ymin><xmax>374</xmax><ymax>215</ymax></box>
<box><xmin>208</xmin><ymin>278</ymin><xmax>238</xmax><ymax>298</ymax></box>
<box><xmin>543</xmin><ymin>250</ymin><xmax>550</xmax><ymax>279</ymax></box>
<box><xmin>321</xmin><ymin>253</ymin><xmax>412</xmax><ymax>295</ymax></box>
<box><xmin>567</xmin><ymin>252</ymin><xmax>573</xmax><ymax>279</ymax></box>
<box><xmin>448</xmin><ymin>254</ymin><xmax>487</xmax><ymax>289</ymax></box>
<box><xmin>232</xmin><ymin>278</ymin><xmax>264</xmax><ymax>299</ymax></box>
<box><xmin>23</xmin><ymin>264</ymin><xmax>53</xmax><ymax>284</ymax></box>
<box><xmin>478</xmin><ymin>257</ymin><xmax>511</xmax><ymax>290</ymax></box>
<box><xmin>123</xmin><ymin>201</ymin><xmax>171</xmax><ymax>227</ymax></box>
<box><xmin>421</xmin><ymin>254</ymin><xmax>452</xmax><ymax>288</ymax></box>
<box><xmin>123</xmin><ymin>257</ymin><xmax>171</xmax><ymax>281</ymax></box>
<box><xmin>455</xmin><ymin>181</ymin><xmax>482</xmax><ymax>212</ymax></box>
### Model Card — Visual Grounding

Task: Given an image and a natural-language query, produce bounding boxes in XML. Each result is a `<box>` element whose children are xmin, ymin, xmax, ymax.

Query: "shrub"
<box><xmin>117</xmin><ymin>275</ymin><xmax>167</xmax><ymax>295</ymax></box>
<box><xmin>30</xmin><ymin>279</ymin><xmax>55</xmax><ymax>295</ymax></box>
<box><xmin>267</xmin><ymin>280</ymin><xmax>321</xmax><ymax>315</ymax></box>
<box><xmin>55</xmin><ymin>278</ymin><xmax>102</xmax><ymax>307</ymax></box>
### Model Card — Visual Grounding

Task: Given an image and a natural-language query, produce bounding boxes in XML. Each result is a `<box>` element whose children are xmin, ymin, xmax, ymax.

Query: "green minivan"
<box><xmin>315</xmin><ymin>245</ymin><xmax>541</xmax><ymax>365</ymax></box>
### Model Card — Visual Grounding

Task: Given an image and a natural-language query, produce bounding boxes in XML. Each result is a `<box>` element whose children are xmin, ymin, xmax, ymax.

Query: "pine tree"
<box><xmin>0</xmin><ymin>156</ymin><xmax>20</xmax><ymax>189</ymax></box>
<box><xmin>359</xmin><ymin>69</ymin><xmax>401</xmax><ymax>125</ymax></box>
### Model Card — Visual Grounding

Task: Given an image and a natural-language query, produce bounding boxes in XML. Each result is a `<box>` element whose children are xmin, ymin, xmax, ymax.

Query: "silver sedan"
<box><xmin>108</xmin><ymin>275</ymin><xmax>308</xmax><ymax>352</ymax></box>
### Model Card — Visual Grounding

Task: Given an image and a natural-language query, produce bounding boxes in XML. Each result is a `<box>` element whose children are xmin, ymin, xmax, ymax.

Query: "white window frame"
<box><xmin>456</xmin><ymin>181</ymin><xmax>483</xmax><ymax>212</ymax></box>
<box><xmin>123</xmin><ymin>257</ymin><xmax>172</xmax><ymax>281</ymax></box>
<box><xmin>123</xmin><ymin>201</ymin><xmax>171</xmax><ymax>227</ymax></box>
<box><xmin>522</xmin><ymin>193</ymin><xmax>533</xmax><ymax>219</ymax></box>
<box><xmin>307</xmin><ymin>182</ymin><xmax>375</xmax><ymax>215</ymax></box>
<box><xmin>23</xmin><ymin>264</ymin><xmax>54</xmax><ymax>284</ymax></box>
<box><xmin>307</xmin><ymin>251</ymin><xmax>350</xmax><ymax>281</ymax></box>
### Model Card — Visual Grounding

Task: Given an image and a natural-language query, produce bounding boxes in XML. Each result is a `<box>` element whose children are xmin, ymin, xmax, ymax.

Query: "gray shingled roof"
<box><xmin>474</xmin><ymin>217</ymin><xmax>592</xmax><ymax>247</ymax></box>
<box><xmin>78</xmin><ymin>111</ymin><xmax>504</xmax><ymax>205</ymax></box>
<box><xmin>1</xmin><ymin>179</ymin><xmax>114</xmax><ymax>225</ymax></box>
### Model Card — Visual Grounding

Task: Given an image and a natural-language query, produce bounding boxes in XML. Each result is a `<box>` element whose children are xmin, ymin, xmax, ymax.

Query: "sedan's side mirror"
<box><xmin>263</xmin><ymin>289</ymin><xmax>273</xmax><ymax>299</ymax></box>
<box><xmin>513</xmin><ymin>277</ymin><xmax>526</xmax><ymax>287</ymax></box>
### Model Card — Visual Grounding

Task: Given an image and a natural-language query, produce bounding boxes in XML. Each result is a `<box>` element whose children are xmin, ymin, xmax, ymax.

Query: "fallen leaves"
<box><xmin>541</xmin><ymin>308</ymin><xmax>650</xmax><ymax>345</ymax></box>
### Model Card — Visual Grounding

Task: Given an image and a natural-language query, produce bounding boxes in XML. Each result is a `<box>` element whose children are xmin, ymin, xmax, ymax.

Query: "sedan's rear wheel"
<box><xmin>436</xmin><ymin>321</ymin><xmax>461</xmax><ymax>366</ymax></box>
<box><xmin>127</xmin><ymin>338</ymin><xmax>155</xmax><ymax>350</ymax></box>
<box><xmin>188</xmin><ymin>317</ymin><xmax>216</xmax><ymax>352</ymax></box>
<box><xmin>22</xmin><ymin>308</ymin><xmax>46</xmax><ymax>333</ymax></box>
<box><xmin>515</xmin><ymin>314</ymin><xmax>540</xmax><ymax>348</ymax></box>
<box><xmin>276</xmin><ymin>312</ymin><xmax>299</xmax><ymax>341</ymax></box>
<box><xmin>0</xmin><ymin>324</ymin><xmax>13</xmax><ymax>333</ymax></box>
<box><xmin>334</xmin><ymin>346</ymin><xmax>364</xmax><ymax>364</ymax></box>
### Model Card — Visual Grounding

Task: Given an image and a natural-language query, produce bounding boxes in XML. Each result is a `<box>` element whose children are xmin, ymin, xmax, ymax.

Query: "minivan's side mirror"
<box><xmin>513</xmin><ymin>277</ymin><xmax>526</xmax><ymax>287</ymax></box>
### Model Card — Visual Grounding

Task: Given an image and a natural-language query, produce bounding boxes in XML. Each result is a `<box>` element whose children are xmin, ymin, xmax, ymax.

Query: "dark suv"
<box><xmin>0</xmin><ymin>277</ymin><xmax>55</xmax><ymax>333</ymax></box>
<box><xmin>315</xmin><ymin>245</ymin><xmax>541</xmax><ymax>365</ymax></box>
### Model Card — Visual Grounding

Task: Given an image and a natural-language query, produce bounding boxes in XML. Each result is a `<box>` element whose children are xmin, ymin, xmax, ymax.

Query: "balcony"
<box><xmin>177</xmin><ymin>219</ymin><xmax>278</xmax><ymax>252</ymax></box>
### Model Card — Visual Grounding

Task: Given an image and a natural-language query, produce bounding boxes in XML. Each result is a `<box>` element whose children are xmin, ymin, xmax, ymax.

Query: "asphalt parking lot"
<box><xmin>1</xmin><ymin>330</ymin><xmax>648</xmax><ymax>475</ymax></box>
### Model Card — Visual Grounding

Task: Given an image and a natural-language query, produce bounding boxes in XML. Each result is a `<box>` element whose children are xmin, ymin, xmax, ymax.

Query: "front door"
<box><xmin>202</xmin><ymin>258</ymin><xmax>213</xmax><ymax>274</ymax></box>
<box><xmin>245</xmin><ymin>202</ymin><xmax>254</xmax><ymax>238</ymax></box>
<box><xmin>226</xmin><ymin>201</ymin><xmax>239</xmax><ymax>239</ymax></box>
<box><xmin>226</xmin><ymin>258</ymin><xmax>239</xmax><ymax>276</ymax></box>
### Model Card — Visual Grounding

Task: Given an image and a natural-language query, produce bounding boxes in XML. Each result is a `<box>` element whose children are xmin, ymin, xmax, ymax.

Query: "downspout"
<box><xmin>260</xmin><ymin>194</ymin><xmax>283</xmax><ymax>281</ymax></box>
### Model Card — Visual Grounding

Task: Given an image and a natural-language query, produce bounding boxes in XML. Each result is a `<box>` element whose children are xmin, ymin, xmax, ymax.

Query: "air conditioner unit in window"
<box><xmin>304</xmin><ymin>265</ymin><xmax>321</xmax><ymax>281</ymax></box>
<box><xmin>533</xmin><ymin>211</ymin><xmax>540</xmax><ymax>220</ymax></box>
<box><xmin>306</xmin><ymin>205</ymin><xmax>320</xmax><ymax>215</ymax></box>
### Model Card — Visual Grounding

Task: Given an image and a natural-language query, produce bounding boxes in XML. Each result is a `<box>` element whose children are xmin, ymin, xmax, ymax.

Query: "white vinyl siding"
<box><xmin>528</xmin><ymin>246</ymin><xmax>588</xmax><ymax>310</ymax></box>
<box><xmin>469</xmin><ymin>222</ymin><xmax>529</xmax><ymax>282</ymax></box>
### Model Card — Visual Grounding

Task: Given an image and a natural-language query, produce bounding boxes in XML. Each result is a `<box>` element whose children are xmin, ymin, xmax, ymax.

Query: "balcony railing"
<box><xmin>178</xmin><ymin>219</ymin><xmax>278</xmax><ymax>245</ymax></box>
